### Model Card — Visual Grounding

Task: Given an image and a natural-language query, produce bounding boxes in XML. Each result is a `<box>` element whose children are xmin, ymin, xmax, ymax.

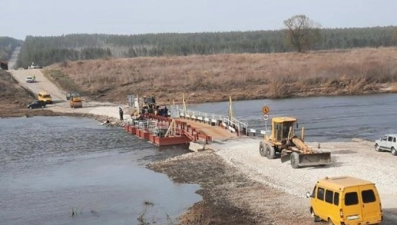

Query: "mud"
<box><xmin>147</xmin><ymin>151</ymin><xmax>312</xmax><ymax>225</ymax></box>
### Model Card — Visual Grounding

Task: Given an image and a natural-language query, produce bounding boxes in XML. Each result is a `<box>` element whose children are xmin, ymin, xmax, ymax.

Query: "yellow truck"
<box><xmin>66</xmin><ymin>92</ymin><xmax>82</xmax><ymax>108</ymax></box>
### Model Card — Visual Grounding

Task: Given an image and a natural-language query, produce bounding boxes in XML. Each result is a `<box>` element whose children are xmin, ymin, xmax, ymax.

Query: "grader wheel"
<box><xmin>265</xmin><ymin>144</ymin><xmax>276</xmax><ymax>159</ymax></box>
<box><xmin>259</xmin><ymin>142</ymin><xmax>266</xmax><ymax>157</ymax></box>
<box><xmin>290</xmin><ymin>152</ymin><xmax>300</xmax><ymax>169</ymax></box>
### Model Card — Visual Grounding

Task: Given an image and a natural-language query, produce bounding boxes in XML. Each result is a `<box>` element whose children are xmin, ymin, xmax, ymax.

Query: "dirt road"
<box><xmin>11</xmin><ymin>69</ymin><xmax>66</xmax><ymax>102</ymax></box>
<box><xmin>8</xmin><ymin>68</ymin><xmax>124</xmax><ymax>119</ymax></box>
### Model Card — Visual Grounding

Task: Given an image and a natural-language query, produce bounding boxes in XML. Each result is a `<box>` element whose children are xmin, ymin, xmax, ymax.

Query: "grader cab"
<box><xmin>259</xmin><ymin>117</ymin><xmax>331</xmax><ymax>168</ymax></box>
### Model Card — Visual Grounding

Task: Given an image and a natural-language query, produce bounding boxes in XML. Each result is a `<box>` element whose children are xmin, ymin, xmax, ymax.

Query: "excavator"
<box><xmin>259</xmin><ymin>117</ymin><xmax>331</xmax><ymax>168</ymax></box>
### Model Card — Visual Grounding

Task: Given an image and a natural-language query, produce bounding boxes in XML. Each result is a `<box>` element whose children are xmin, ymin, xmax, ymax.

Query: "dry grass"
<box><xmin>0</xmin><ymin>70</ymin><xmax>34</xmax><ymax>104</ymax></box>
<box><xmin>49</xmin><ymin>47</ymin><xmax>397</xmax><ymax>104</ymax></box>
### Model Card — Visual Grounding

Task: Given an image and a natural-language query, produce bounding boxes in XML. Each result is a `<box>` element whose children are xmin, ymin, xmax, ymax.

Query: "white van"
<box><xmin>374</xmin><ymin>134</ymin><xmax>397</xmax><ymax>155</ymax></box>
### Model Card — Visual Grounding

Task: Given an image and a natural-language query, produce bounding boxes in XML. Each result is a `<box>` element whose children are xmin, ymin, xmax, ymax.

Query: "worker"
<box><xmin>119</xmin><ymin>106</ymin><xmax>124</xmax><ymax>120</ymax></box>
<box><xmin>164</xmin><ymin>106</ymin><xmax>169</xmax><ymax>117</ymax></box>
<box><xmin>33</xmin><ymin>75</ymin><xmax>36</xmax><ymax>81</ymax></box>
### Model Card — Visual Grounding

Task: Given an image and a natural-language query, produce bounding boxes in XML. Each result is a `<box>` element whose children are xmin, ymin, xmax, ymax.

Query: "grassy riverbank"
<box><xmin>46</xmin><ymin>47</ymin><xmax>397</xmax><ymax>104</ymax></box>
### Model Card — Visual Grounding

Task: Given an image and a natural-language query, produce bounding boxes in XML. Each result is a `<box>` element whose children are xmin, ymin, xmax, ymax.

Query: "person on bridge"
<box><xmin>164</xmin><ymin>106</ymin><xmax>169</xmax><ymax>117</ymax></box>
<box><xmin>119</xmin><ymin>106</ymin><xmax>124</xmax><ymax>121</ymax></box>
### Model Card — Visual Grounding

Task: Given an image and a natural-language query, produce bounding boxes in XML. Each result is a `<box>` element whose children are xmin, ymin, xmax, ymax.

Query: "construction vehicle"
<box><xmin>259</xmin><ymin>117</ymin><xmax>331</xmax><ymax>168</ymax></box>
<box><xmin>66</xmin><ymin>92</ymin><xmax>83</xmax><ymax>108</ymax></box>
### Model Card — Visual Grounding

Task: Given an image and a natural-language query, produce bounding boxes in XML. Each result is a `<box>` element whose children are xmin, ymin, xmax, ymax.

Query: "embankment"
<box><xmin>47</xmin><ymin>47</ymin><xmax>397</xmax><ymax>104</ymax></box>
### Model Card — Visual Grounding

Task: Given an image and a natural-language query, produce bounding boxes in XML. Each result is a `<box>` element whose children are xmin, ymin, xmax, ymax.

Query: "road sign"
<box><xmin>262</xmin><ymin>114</ymin><xmax>269</xmax><ymax>121</ymax></box>
<box><xmin>262</xmin><ymin>105</ymin><xmax>270</xmax><ymax>114</ymax></box>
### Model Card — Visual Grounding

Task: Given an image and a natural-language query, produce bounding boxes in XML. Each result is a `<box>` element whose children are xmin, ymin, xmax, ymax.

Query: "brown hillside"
<box><xmin>0</xmin><ymin>70</ymin><xmax>33</xmax><ymax>104</ymax></box>
<box><xmin>48</xmin><ymin>47</ymin><xmax>397</xmax><ymax>104</ymax></box>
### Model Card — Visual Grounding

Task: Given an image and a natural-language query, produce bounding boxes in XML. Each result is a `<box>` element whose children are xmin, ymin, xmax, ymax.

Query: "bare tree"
<box><xmin>284</xmin><ymin>15</ymin><xmax>321</xmax><ymax>53</ymax></box>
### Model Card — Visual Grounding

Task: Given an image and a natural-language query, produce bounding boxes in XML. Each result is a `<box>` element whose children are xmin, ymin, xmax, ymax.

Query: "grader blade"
<box><xmin>280</xmin><ymin>153</ymin><xmax>290</xmax><ymax>163</ymax></box>
<box><xmin>297</xmin><ymin>152</ymin><xmax>331</xmax><ymax>167</ymax></box>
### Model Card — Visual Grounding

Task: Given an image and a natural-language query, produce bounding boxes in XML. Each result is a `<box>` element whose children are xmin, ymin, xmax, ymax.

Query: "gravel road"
<box><xmin>211</xmin><ymin>137</ymin><xmax>397</xmax><ymax>223</ymax></box>
<box><xmin>9</xmin><ymin>68</ymin><xmax>124</xmax><ymax>119</ymax></box>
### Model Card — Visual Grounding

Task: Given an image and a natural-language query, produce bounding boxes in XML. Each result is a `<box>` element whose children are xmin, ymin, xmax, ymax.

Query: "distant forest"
<box><xmin>0</xmin><ymin>37</ymin><xmax>23</xmax><ymax>61</ymax></box>
<box><xmin>16</xmin><ymin>26</ymin><xmax>397</xmax><ymax>68</ymax></box>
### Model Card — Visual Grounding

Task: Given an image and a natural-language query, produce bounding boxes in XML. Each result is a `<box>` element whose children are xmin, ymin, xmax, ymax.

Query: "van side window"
<box><xmin>394</xmin><ymin>137</ymin><xmax>396</xmax><ymax>143</ymax></box>
<box><xmin>333</xmin><ymin>192</ymin><xmax>339</xmax><ymax>206</ymax></box>
<box><xmin>345</xmin><ymin>192</ymin><xmax>359</xmax><ymax>206</ymax></box>
<box><xmin>388</xmin><ymin>136</ymin><xmax>393</xmax><ymax>142</ymax></box>
<box><xmin>362</xmin><ymin>190</ymin><xmax>376</xmax><ymax>203</ymax></box>
<box><xmin>317</xmin><ymin>187</ymin><xmax>324</xmax><ymax>200</ymax></box>
<box><xmin>325</xmin><ymin>190</ymin><xmax>333</xmax><ymax>203</ymax></box>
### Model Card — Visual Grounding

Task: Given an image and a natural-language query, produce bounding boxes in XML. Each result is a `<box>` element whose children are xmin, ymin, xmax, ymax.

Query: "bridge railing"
<box><xmin>177</xmin><ymin>108</ymin><xmax>249</xmax><ymax>136</ymax></box>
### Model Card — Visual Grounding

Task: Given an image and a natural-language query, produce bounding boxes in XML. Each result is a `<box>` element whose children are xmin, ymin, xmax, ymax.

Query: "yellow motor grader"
<box><xmin>259</xmin><ymin>117</ymin><xmax>331</xmax><ymax>168</ymax></box>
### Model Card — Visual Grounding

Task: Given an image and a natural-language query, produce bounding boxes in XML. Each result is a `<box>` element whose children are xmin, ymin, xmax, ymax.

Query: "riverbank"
<box><xmin>1</xmin><ymin>102</ymin><xmax>124</xmax><ymax>127</ymax></box>
<box><xmin>148</xmin><ymin>151</ymin><xmax>310</xmax><ymax>225</ymax></box>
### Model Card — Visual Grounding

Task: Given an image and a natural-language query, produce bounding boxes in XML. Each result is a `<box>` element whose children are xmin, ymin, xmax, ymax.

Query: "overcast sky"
<box><xmin>1</xmin><ymin>0</ymin><xmax>396</xmax><ymax>40</ymax></box>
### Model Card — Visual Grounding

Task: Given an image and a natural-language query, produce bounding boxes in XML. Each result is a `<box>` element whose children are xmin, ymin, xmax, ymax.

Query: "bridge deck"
<box><xmin>176</xmin><ymin>118</ymin><xmax>238</xmax><ymax>140</ymax></box>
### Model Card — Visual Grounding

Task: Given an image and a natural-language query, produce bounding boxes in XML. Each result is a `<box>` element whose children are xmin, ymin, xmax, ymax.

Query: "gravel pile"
<box><xmin>211</xmin><ymin>137</ymin><xmax>397</xmax><ymax>205</ymax></box>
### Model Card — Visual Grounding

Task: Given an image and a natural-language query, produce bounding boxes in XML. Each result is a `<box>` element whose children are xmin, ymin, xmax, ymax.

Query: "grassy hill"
<box><xmin>45</xmin><ymin>47</ymin><xmax>397</xmax><ymax>104</ymax></box>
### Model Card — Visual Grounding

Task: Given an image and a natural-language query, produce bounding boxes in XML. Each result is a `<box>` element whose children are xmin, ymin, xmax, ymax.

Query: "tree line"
<box><xmin>0</xmin><ymin>37</ymin><xmax>23</xmax><ymax>61</ymax></box>
<box><xmin>16</xmin><ymin>24</ymin><xmax>397</xmax><ymax>68</ymax></box>
<box><xmin>17</xmin><ymin>35</ymin><xmax>112</xmax><ymax>68</ymax></box>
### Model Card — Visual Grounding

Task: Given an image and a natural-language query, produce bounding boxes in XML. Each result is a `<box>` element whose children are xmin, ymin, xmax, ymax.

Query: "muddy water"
<box><xmin>190</xmin><ymin>93</ymin><xmax>397</xmax><ymax>142</ymax></box>
<box><xmin>0</xmin><ymin>116</ymin><xmax>201</xmax><ymax>225</ymax></box>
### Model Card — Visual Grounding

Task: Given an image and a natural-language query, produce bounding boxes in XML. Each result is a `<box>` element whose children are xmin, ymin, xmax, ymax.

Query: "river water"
<box><xmin>190</xmin><ymin>93</ymin><xmax>397</xmax><ymax>142</ymax></box>
<box><xmin>0</xmin><ymin>116</ymin><xmax>201</xmax><ymax>225</ymax></box>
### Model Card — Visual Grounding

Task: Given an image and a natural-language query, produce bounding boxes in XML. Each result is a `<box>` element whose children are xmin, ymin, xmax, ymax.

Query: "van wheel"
<box><xmin>327</xmin><ymin>218</ymin><xmax>334</xmax><ymax>225</ymax></box>
<box><xmin>259</xmin><ymin>142</ymin><xmax>266</xmax><ymax>157</ymax></box>
<box><xmin>291</xmin><ymin>152</ymin><xmax>300</xmax><ymax>168</ymax></box>
<box><xmin>391</xmin><ymin>147</ymin><xmax>397</xmax><ymax>156</ymax></box>
<box><xmin>311</xmin><ymin>209</ymin><xmax>320</xmax><ymax>222</ymax></box>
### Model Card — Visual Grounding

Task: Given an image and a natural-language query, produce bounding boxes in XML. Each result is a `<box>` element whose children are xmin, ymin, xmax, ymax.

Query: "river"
<box><xmin>190</xmin><ymin>93</ymin><xmax>397</xmax><ymax>142</ymax></box>
<box><xmin>0</xmin><ymin>116</ymin><xmax>201</xmax><ymax>225</ymax></box>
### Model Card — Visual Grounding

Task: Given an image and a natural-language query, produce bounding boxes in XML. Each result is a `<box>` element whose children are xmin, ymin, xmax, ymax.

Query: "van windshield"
<box><xmin>43</xmin><ymin>95</ymin><xmax>51</xmax><ymax>98</ymax></box>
